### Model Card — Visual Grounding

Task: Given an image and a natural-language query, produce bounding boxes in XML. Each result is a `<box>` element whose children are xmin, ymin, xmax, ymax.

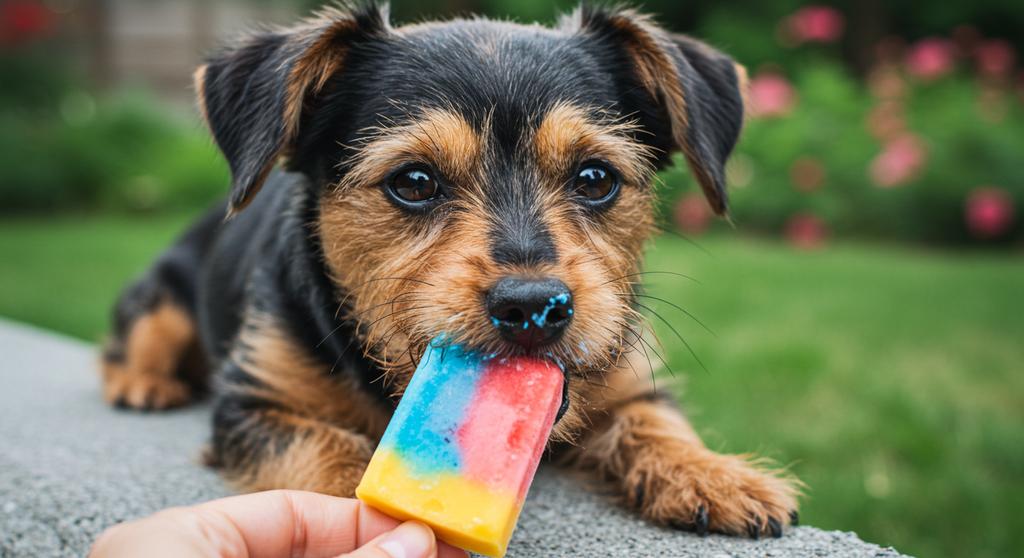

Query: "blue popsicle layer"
<box><xmin>382</xmin><ymin>340</ymin><xmax>483</xmax><ymax>475</ymax></box>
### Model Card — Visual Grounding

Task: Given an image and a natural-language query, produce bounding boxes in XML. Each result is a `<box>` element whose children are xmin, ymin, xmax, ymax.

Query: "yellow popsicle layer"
<box><xmin>356</xmin><ymin>449</ymin><xmax>521</xmax><ymax>557</ymax></box>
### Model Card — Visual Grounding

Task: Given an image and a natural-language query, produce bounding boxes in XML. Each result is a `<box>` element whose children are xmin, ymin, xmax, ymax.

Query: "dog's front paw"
<box><xmin>625</xmin><ymin>447</ymin><xmax>800</xmax><ymax>538</ymax></box>
<box><xmin>101</xmin><ymin>361</ymin><xmax>191</xmax><ymax>410</ymax></box>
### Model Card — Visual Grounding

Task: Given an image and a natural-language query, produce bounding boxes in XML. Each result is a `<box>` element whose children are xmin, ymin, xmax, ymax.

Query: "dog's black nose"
<box><xmin>486</xmin><ymin>276</ymin><xmax>573</xmax><ymax>348</ymax></box>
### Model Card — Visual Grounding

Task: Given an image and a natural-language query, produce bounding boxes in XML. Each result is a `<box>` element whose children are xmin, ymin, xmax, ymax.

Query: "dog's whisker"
<box><xmin>361</xmin><ymin>306</ymin><xmax>432</xmax><ymax>335</ymax></box>
<box><xmin>632</xmin><ymin>301</ymin><xmax>707</xmax><ymax>374</ymax></box>
<box><xmin>628</xmin><ymin>293</ymin><xmax>716</xmax><ymax>337</ymax></box>
<box><xmin>344</xmin><ymin>294</ymin><xmax>425</xmax><ymax>323</ymax></box>
<box><xmin>318</xmin><ymin>292</ymin><xmax>425</xmax><ymax>349</ymax></box>
<box><xmin>615</xmin><ymin>323</ymin><xmax>659</xmax><ymax>392</ymax></box>
<box><xmin>601</xmin><ymin>270</ymin><xmax>701</xmax><ymax>287</ymax></box>
<box><xmin>334</xmin><ymin>276</ymin><xmax>430</xmax><ymax>314</ymax></box>
<box><xmin>651</xmin><ymin>221</ymin><xmax>714</xmax><ymax>256</ymax></box>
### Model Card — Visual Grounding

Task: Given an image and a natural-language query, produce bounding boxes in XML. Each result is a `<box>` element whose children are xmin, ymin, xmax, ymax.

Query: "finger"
<box><xmin>196</xmin><ymin>490</ymin><xmax>405</xmax><ymax>558</ymax></box>
<box><xmin>337</xmin><ymin>521</ymin><xmax>437</xmax><ymax>558</ymax></box>
<box><xmin>437</xmin><ymin>540</ymin><xmax>470</xmax><ymax>558</ymax></box>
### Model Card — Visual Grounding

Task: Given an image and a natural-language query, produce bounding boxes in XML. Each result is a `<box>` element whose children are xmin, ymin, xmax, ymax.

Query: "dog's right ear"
<box><xmin>566</xmin><ymin>6</ymin><xmax>747</xmax><ymax>216</ymax></box>
<box><xmin>194</xmin><ymin>5</ymin><xmax>389</xmax><ymax>216</ymax></box>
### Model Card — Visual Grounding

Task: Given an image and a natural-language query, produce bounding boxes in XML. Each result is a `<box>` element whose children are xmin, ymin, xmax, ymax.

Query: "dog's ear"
<box><xmin>568</xmin><ymin>6</ymin><xmax>748</xmax><ymax>215</ymax></box>
<box><xmin>194</xmin><ymin>5</ymin><xmax>389</xmax><ymax>215</ymax></box>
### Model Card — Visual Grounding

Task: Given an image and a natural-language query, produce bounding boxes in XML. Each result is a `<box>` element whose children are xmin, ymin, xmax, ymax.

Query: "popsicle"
<box><xmin>355</xmin><ymin>339</ymin><xmax>564</xmax><ymax>557</ymax></box>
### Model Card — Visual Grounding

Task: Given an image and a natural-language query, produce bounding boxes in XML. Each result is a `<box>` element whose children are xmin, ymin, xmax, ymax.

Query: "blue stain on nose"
<box><xmin>531</xmin><ymin>293</ymin><xmax>571</xmax><ymax>328</ymax></box>
<box><xmin>486</xmin><ymin>277</ymin><xmax>574</xmax><ymax>348</ymax></box>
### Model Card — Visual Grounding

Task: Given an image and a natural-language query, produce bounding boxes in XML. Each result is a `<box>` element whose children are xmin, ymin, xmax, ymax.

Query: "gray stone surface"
<box><xmin>0</xmin><ymin>319</ymin><xmax>909</xmax><ymax>557</ymax></box>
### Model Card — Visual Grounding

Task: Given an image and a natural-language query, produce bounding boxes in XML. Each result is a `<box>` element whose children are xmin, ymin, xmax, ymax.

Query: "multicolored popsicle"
<box><xmin>355</xmin><ymin>339</ymin><xmax>564</xmax><ymax>557</ymax></box>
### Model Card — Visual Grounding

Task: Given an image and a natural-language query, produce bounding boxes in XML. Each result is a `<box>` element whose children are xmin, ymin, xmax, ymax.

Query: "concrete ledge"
<box><xmin>0</xmin><ymin>320</ymin><xmax>909</xmax><ymax>557</ymax></box>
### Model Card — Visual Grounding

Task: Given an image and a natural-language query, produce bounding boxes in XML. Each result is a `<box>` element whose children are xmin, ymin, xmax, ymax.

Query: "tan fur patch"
<box><xmin>282</xmin><ymin>12</ymin><xmax>366</xmax><ymax>141</ymax></box>
<box><xmin>339</xmin><ymin>108</ymin><xmax>483</xmax><ymax>193</ymax></box>
<box><xmin>100</xmin><ymin>302</ymin><xmax>197</xmax><ymax>409</ymax></box>
<box><xmin>534</xmin><ymin>102</ymin><xmax>656</xmax><ymax>185</ymax></box>
<box><xmin>223</xmin><ymin>409</ymin><xmax>375</xmax><ymax>497</ymax></box>
<box><xmin>604</xmin><ymin>11</ymin><xmax>690</xmax><ymax>141</ymax></box>
<box><xmin>192</xmin><ymin>65</ymin><xmax>209</xmax><ymax>126</ymax></box>
<box><xmin>228</xmin><ymin>313</ymin><xmax>390</xmax><ymax>439</ymax></box>
<box><xmin>734</xmin><ymin>62</ymin><xmax>751</xmax><ymax>121</ymax></box>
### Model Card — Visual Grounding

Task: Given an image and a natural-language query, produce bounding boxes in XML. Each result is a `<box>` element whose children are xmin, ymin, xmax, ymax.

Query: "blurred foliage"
<box><xmin>0</xmin><ymin>43</ymin><xmax>226</xmax><ymax>212</ymax></box>
<box><xmin>658</xmin><ymin>62</ymin><xmax>1024</xmax><ymax>245</ymax></box>
<box><xmin>0</xmin><ymin>91</ymin><xmax>226</xmax><ymax>212</ymax></box>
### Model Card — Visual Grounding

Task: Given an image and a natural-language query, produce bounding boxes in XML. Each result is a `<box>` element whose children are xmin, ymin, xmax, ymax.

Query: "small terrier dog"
<box><xmin>101</xmin><ymin>3</ymin><xmax>799</xmax><ymax>538</ymax></box>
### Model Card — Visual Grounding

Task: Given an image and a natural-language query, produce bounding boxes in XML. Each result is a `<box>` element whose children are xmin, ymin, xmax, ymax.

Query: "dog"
<box><xmin>100</xmin><ymin>3</ymin><xmax>799</xmax><ymax>538</ymax></box>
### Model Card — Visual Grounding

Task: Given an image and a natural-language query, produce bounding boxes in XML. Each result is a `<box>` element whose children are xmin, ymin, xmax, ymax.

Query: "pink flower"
<box><xmin>974</xmin><ymin>39</ymin><xmax>1016</xmax><ymax>79</ymax></box>
<box><xmin>784</xmin><ymin>6</ymin><xmax>844</xmax><ymax>44</ymax></box>
<box><xmin>748</xmin><ymin>72</ymin><xmax>797</xmax><ymax>118</ymax></box>
<box><xmin>785</xmin><ymin>213</ymin><xmax>828</xmax><ymax>250</ymax></box>
<box><xmin>673</xmin><ymin>192</ymin><xmax>713</xmax><ymax>235</ymax></box>
<box><xmin>790</xmin><ymin>157</ymin><xmax>826</xmax><ymax>192</ymax></box>
<box><xmin>905</xmin><ymin>38</ymin><xmax>956</xmax><ymax>80</ymax></box>
<box><xmin>965</xmin><ymin>187</ymin><xmax>1015</xmax><ymax>239</ymax></box>
<box><xmin>870</xmin><ymin>133</ymin><xmax>927</xmax><ymax>187</ymax></box>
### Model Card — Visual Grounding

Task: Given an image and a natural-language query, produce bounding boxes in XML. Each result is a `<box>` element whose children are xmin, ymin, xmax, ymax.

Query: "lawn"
<box><xmin>1</xmin><ymin>213</ymin><xmax>1021</xmax><ymax>558</ymax></box>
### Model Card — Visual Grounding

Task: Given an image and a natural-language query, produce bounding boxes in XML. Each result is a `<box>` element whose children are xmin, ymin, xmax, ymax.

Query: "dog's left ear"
<box><xmin>194</xmin><ymin>5</ymin><xmax>390</xmax><ymax>215</ymax></box>
<box><xmin>568</xmin><ymin>7</ymin><xmax>748</xmax><ymax>215</ymax></box>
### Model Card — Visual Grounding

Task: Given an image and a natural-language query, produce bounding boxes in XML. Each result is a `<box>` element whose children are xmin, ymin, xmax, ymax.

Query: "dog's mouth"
<box><xmin>353</xmin><ymin>285</ymin><xmax>627</xmax><ymax>425</ymax></box>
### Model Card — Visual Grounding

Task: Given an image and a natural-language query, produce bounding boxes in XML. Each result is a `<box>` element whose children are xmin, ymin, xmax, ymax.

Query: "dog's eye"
<box><xmin>573</xmin><ymin>163</ymin><xmax>620</xmax><ymax>205</ymax></box>
<box><xmin>389</xmin><ymin>167</ymin><xmax>441</xmax><ymax>205</ymax></box>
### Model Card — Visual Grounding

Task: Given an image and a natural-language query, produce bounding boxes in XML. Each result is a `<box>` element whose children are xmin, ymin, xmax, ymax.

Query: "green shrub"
<box><xmin>0</xmin><ymin>92</ymin><xmax>227</xmax><ymax>214</ymax></box>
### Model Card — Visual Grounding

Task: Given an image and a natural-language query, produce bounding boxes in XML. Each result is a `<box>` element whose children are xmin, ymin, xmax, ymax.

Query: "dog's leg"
<box><xmin>101</xmin><ymin>288</ymin><xmax>203</xmax><ymax>410</ymax></box>
<box><xmin>210</xmin><ymin>395</ymin><xmax>376</xmax><ymax>496</ymax></box>
<box><xmin>564</xmin><ymin>359</ymin><xmax>800</xmax><ymax>538</ymax></box>
<box><xmin>101</xmin><ymin>206</ymin><xmax>222</xmax><ymax>410</ymax></box>
<box><xmin>207</xmin><ymin>314</ymin><xmax>390</xmax><ymax>496</ymax></box>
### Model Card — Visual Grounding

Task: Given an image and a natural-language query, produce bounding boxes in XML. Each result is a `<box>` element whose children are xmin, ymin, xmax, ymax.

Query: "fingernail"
<box><xmin>379</xmin><ymin>521</ymin><xmax>435</xmax><ymax>558</ymax></box>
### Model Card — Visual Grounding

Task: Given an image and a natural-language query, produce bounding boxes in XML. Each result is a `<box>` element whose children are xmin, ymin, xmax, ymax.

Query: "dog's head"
<box><xmin>195</xmin><ymin>3</ymin><xmax>746</xmax><ymax>434</ymax></box>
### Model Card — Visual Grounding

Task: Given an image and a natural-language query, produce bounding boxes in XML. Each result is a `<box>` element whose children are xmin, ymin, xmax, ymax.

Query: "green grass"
<box><xmin>644</xmin><ymin>237</ymin><xmax>1024</xmax><ymax>558</ymax></box>
<box><xmin>1</xmin><ymin>214</ymin><xmax>1021</xmax><ymax>558</ymax></box>
<box><xmin>0</xmin><ymin>213</ymin><xmax>195</xmax><ymax>341</ymax></box>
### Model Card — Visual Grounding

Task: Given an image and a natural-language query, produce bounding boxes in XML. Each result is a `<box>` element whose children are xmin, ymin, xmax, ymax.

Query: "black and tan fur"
<box><xmin>101</xmin><ymin>3</ymin><xmax>798</xmax><ymax>538</ymax></box>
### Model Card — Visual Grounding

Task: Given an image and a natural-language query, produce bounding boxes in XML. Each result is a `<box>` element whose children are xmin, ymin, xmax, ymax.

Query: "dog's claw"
<box><xmin>747</xmin><ymin>521</ymin><xmax>761</xmax><ymax>540</ymax></box>
<box><xmin>789</xmin><ymin>510</ymin><xmax>800</xmax><ymax>526</ymax></box>
<box><xmin>768</xmin><ymin>517</ymin><xmax>783</xmax><ymax>538</ymax></box>
<box><xmin>633</xmin><ymin>474</ymin><xmax>645</xmax><ymax>508</ymax></box>
<box><xmin>694</xmin><ymin>505</ymin><xmax>709</xmax><ymax>537</ymax></box>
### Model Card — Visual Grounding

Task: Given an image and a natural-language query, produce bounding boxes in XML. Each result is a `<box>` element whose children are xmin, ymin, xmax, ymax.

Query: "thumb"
<box><xmin>339</xmin><ymin>520</ymin><xmax>438</xmax><ymax>558</ymax></box>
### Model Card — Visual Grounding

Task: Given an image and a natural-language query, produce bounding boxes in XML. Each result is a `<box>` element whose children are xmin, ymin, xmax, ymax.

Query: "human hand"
<box><xmin>90</xmin><ymin>489</ymin><xmax>467</xmax><ymax>558</ymax></box>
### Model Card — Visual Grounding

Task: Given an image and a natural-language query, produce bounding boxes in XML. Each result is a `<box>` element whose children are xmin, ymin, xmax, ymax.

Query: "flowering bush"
<box><xmin>664</xmin><ymin>5</ymin><xmax>1023</xmax><ymax>247</ymax></box>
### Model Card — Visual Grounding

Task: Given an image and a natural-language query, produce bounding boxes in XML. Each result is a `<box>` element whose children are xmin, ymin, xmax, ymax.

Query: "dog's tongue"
<box><xmin>357</xmin><ymin>339</ymin><xmax>563</xmax><ymax>557</ymax></box>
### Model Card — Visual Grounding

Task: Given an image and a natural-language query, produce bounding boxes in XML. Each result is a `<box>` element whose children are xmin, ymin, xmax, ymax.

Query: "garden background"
<box><xmin>1</xmin><ymin>1</ymin><xmax>1022</xmax><ymax>557</ymax></box>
